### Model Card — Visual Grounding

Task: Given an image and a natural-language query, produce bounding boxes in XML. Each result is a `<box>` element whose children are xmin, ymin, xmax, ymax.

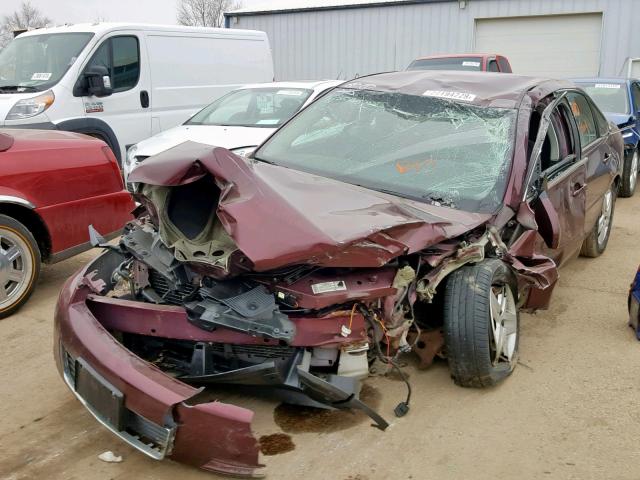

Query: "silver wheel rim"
<box><xmin>597</xmin><ymin>189</ymin><xmax>613</xmax><ymax>246</ymax></box>
<box><xmin>630</xmin><ymin>150</ymin><xmax>639</xmax><ymax>191</ymax></box>
<box><xmin>0</xmin><ymin>229</ymin><xmax>33</xmax><ymax>309</ymax></box>
<box><xmin>489</xmin><ymin>284</ymin><xmax>518</xmax><ymax>366</ymax></box>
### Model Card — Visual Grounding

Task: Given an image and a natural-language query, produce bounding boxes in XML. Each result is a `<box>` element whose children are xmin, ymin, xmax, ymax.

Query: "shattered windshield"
<box><xmin>255</xmin><ymin>88</ymin><xmax>517</xmax><ymax>213</ymax></box>
<box><xmin>186</xmin><ymin>87</ymin><xmax>313</xmax><ymax>128</ymax></box>
<box><xmin>0</xmin><ymin>33</ymin><xmax>94</xmax><ymax>92</ymax></box>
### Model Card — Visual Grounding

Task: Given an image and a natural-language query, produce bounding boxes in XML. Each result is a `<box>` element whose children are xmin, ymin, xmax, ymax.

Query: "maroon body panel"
<box><xmin>87</xmin><ymin>295</ymin><xmax>368</xmax><ymax>347</ymax></box>
<box><xmin>0</xmin><ymin>129</ymin><xmax>134</xmax><ymax>257</ymax></box>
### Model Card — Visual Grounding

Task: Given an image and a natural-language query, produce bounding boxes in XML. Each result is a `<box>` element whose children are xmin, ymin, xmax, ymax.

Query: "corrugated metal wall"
<box><xmin>229</xmin><ymin>0</ymin><xmax>640</xmax><ymax>81</ymax></box>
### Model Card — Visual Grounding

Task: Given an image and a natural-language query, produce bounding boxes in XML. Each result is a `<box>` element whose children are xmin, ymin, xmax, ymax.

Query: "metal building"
<box><xmin>225</xmin><ymin>0</ymin><xmax>640</xmax><ymax>81</ymax></box>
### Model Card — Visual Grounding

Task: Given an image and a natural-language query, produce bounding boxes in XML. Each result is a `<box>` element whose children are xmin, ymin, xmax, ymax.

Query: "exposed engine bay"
<box><xmin>98</xmin><ymin>213</ymin><xmax>431</xmax><ymax>430</ymax></box>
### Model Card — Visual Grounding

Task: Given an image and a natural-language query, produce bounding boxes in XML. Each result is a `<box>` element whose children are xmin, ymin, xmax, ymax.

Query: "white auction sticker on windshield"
<box><xmin>31</xmin><ymin>72</ymin><xmax>52</xmax><ymax>81</ymax></box>
<box><xmin>594</xmin><ymin>83</ymin><xmax>621</xmax><ymax>89</ymax></box>
<box><xmin>311</xmin><ymin>280</ymin><xmax>347</xmax><ymax>294</ymax></box>
<box><xmin>462</xmin><ymin>61</ymin><xmax>481</xmax><ymax>67</ymax></box>
<box><xmin>422</xmin><ymin>90</ymin><xmax>477</xmax><ymax>102</ymax></box>
<box><xmin>277</xmin><ymin>89</ymin><xmax>304</xmax><ymax>96</ymax></box>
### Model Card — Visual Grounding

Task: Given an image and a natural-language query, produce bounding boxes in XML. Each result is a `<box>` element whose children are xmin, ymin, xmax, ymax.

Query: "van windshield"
<box><xmin>186</xmin><ymin>87</ymin><xmax>313</xmax><ymax>128</ymax></box>
<box><xmin>0</xmin><ymin>33</ymin><xmax>94</xmax><ymax>92</ymax></box>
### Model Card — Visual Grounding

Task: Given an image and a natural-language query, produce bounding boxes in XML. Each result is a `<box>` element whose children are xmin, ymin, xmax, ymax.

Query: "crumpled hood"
<box><xmin>129</xmin><ymin>142</ymin><xmax>491</xmax><ymax>271</ymax></box>
<box><xmin>134</xmin><ymin>125</ymin><xmax>277</xmax><ymax>157</ymax></box>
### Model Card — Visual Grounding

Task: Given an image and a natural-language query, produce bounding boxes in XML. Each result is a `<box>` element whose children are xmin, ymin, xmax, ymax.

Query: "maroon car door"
<box><xmin>566</xmin><ymin>91</ymin><xmax>616</xmax><ymax>236</ymax></box>
<box><xmin>529</xmin><ymin>98</ymin><xmax>587</xmax><ymax>265</ymax></box>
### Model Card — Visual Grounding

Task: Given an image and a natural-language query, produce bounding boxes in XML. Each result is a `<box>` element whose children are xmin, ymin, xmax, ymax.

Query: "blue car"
<box><xmin>629</xmin><ymin>266</ymin><xmax>640</xmax><ymax>339</ymax></box>
<box><xmin>573</xmin><ymin>78</ymin><xmax>640</xmax><ymax>197</ymax></box>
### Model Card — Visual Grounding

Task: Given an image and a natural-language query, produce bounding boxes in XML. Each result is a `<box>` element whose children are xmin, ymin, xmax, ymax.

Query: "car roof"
<box><xmin>413</xmin><ymin>53</ymin><xmax>504</xmax><ymax>61</ymax></box>
<box><xmin>339</xmin><ymin>70</ymin><xmax>572</xmax><ymax>108</ymax></box>
<box><xmin>236</xmin><ymin>80</ymin><xmax>343</xmax><ymax>92</ymax></box>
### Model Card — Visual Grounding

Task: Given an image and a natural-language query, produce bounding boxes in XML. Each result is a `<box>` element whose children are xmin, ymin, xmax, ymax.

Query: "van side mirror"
<box><xmin>84</xmin><ymin>65</ymin><xmax>113</xmax><ymax>97</ymax></box>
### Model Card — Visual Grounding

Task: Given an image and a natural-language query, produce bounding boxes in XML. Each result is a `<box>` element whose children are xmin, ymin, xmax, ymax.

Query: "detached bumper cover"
<box><xmin>54</xmin><ymin>266</ymin><xmax>264</xmax><ymax>477</ymax></box>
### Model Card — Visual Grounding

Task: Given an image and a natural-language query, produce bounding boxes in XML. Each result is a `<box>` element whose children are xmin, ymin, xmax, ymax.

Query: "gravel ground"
<box><xmin>1</xmin><ymin>193</ymin><xmax>639</xmax><ymax>480</ymax></box>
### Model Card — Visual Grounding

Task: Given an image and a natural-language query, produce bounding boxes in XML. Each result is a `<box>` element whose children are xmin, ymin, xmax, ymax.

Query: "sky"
<box><xmin>0</xmin><ymin>0</ymin><xmax>278</xmax><ymax>25</ymax></box>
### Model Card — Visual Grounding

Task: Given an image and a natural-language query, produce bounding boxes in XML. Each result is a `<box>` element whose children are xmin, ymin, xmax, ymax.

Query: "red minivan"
<box><xmin>407</xmin><ymin>53</ymin><xmax>512</xmax><ymax>73</ymax></box>
<box><xmin>0</xmin><ymin>129</ymin><xmax>134</xmax><ymax>317</ymax></box>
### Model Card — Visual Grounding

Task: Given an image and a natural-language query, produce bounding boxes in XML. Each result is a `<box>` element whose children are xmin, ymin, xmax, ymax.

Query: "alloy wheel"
<box><xmin>597</xmin><ymin>189</ymin><xmax>614</xmax><ymax>246</ymax></box>
<box><xmin>489</xmin><ymin>284</ymin><xmax>518</xmax><ymax>366</ymax></box>
<box><xmin>630</xmin><ymin>150</ymin><xmax>639</xmax><ymax>193</ymax></box>
<box><xmin>0</xmin><ymin>229</ymin><xmax>33</xmax><ymax>309</ymax></box>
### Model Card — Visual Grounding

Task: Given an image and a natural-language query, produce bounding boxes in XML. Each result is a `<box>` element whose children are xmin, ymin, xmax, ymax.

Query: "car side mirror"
<box><xmin>84</xmin><ymin>65</ymin><xmax>113</xmax><ymax>97</ymax></box>
<box><xmin>532</xmin><ymin>190</ymin><xmax>560</xmax><ymax>249</ymax></box>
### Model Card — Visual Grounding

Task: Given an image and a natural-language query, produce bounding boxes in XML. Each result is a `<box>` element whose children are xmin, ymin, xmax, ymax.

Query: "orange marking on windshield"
<box><xmin>395</xmin><ymin>158</ymin><xmax>437</xmax><ymax>174</ymax></box>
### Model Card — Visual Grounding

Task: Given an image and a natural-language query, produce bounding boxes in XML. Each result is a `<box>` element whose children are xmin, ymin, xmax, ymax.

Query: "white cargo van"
<box><xmin>0</xmin><ymin>23</ymin><xmax>273</xmax><ymax>163</ymax></box>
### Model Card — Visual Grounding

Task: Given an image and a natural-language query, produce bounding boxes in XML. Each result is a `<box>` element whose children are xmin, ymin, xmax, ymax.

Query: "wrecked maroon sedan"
<box><xmin>54</xmin><ymin>71</ymin><xmax>622</xmax><ymax>476</ymax></box>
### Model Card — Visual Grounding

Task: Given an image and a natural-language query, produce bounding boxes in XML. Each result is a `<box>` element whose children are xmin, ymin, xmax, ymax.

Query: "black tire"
<box><xmin>619</xmin><ymin>147</ymin><xmax>638</xmax><ymax>198</ymax></box>
<box><xmin>0</xmin><ymin>214</ymin><xmax>41</xmax><ymax>319</ymax></box>
<box><xmin>580</xmin><ymin>183</ymin><xmax>616</xmax><ymax>258</ymax></box>
<box><xmin>443</xmin><ymin>259</ymin><xmax>519</xmax><ymax>388</ymax></box>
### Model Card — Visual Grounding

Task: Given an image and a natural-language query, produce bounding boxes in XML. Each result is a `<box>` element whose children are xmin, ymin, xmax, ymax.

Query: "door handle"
<box><xmin>140</xmin><ymin>90</ymin><xmax>149</xmax><ymax>108</ymax></box>
<box><xmin>571</xmin><ymin>182</ymin><xmax>586</xmax><ymax>196</ymax></box>
<box><xmin>603</xmin><ymin>153</ymin><xmax>612</xmax><ymax>163</ymax></box>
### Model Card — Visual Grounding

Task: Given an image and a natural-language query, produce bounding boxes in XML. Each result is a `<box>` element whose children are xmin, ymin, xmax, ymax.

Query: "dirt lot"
<box><xmin>1</xmin><ymin>194</ymin><xmax>639</xmax><ymax>480</ymax></box>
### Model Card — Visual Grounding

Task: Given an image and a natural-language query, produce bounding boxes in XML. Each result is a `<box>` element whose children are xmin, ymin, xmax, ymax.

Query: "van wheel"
<box><xmin>0</xmin><ymin>214</ymin><xmax>41</xmax><ymax>319</ymax></box>
<box><xmin>580</xmin><ymin>183</ymin><xmax>616</xmax><ymax>258</ymax></box>
<box><xmin>443</xmin><ymin>259</ymin><xmax>519</xmax><ymax>388</ymax></box>
<box><xmin>619</xmin><ymin>148</ymin><xmax>638</xmax><ymax>198</ymax></box>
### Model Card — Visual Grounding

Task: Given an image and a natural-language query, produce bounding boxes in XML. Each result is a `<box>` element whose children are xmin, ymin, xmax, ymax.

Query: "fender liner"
<box><xmin>56</xmin><ymin>118</ymin><xmax>121</xmax><ymax>165</ymax></box>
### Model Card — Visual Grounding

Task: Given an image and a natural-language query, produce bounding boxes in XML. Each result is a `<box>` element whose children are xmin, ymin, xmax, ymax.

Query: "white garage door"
<box><xmin>475</xmin><ymin>13</ymin><xmax>602</xmax><ymax>77</ymax></box>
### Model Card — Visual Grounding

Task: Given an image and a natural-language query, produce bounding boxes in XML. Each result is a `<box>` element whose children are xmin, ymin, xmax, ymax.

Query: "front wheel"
<box><xmin>619</xmin><ymin>148</ymin><xmax>639</xmax><ymax>198</ymax></box>
<box><xmin>0</xmin><ymin>214</ymin><xmax>41</xmax><ymax>319</ymax></box>
<box><xmin>443</xmin><ymin>259</ymin><xmax>519</xmax><ymax>388</ymax></box>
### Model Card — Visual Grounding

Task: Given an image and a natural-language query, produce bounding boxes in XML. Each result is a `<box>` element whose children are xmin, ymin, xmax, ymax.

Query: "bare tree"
<box><xmin>176</xmin><ymin>0</ymin><xmax>242</xmax><ymax>28</ymax></box>
<box><xmin>0</xmin><ymin>1</ymin><xmax>51</xmax><ymax>49</ymax></box>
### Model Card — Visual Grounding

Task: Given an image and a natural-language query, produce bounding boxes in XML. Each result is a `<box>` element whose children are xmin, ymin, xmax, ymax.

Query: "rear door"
<box><xmin>77</xmin><ymin>32</ymin><xmax>152</xmax><ymax>161</ymax></box>
<box><xmin>565</xmin><ymin>91</ymin><xmax>615</xmax><ymax>235</ymax></box>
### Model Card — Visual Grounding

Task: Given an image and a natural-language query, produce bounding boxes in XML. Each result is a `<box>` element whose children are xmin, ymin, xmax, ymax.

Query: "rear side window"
<box><xmin>567</xmin><ymin>92</ymin><xmax>598</xmax><ymax>147</ymax></box>
<box><xmin>588</xmin><ymin>98</ymin><xmax>610</xmax><ymax>135</ymax></box>
<box><xmin>487</xmin><ymin>59</ymin><xmax>499</xmax><ymax>72</ymax></box>
<box><xmin>83</xmin><ymin>35</ymin><xmax>140</xmax><ymax>93</ymax></box>
<box><xmin>497</xmin><ymin>57</ymin><xmax>511</xmax><ymax>73</ymax></box>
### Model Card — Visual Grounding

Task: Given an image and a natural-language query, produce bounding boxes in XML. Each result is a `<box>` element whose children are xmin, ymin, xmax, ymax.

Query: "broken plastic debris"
<box><xmin>98</xmin><ymin>451</ymin><xmax>123</xmax><ymax>463</ymax></box>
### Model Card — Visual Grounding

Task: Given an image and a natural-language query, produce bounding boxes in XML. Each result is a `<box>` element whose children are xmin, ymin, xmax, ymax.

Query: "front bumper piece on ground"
<box><xmin>54</xmin><ymin>267</ymin><xmax>264</xmax><ymax>477</ymax></box>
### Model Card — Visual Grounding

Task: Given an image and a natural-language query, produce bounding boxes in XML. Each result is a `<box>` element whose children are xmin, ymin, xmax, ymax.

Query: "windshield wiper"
<box><xmin>0</xmin><ymin>85</ymin><xmax>40</xmax><ymax>93</ymax></box>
